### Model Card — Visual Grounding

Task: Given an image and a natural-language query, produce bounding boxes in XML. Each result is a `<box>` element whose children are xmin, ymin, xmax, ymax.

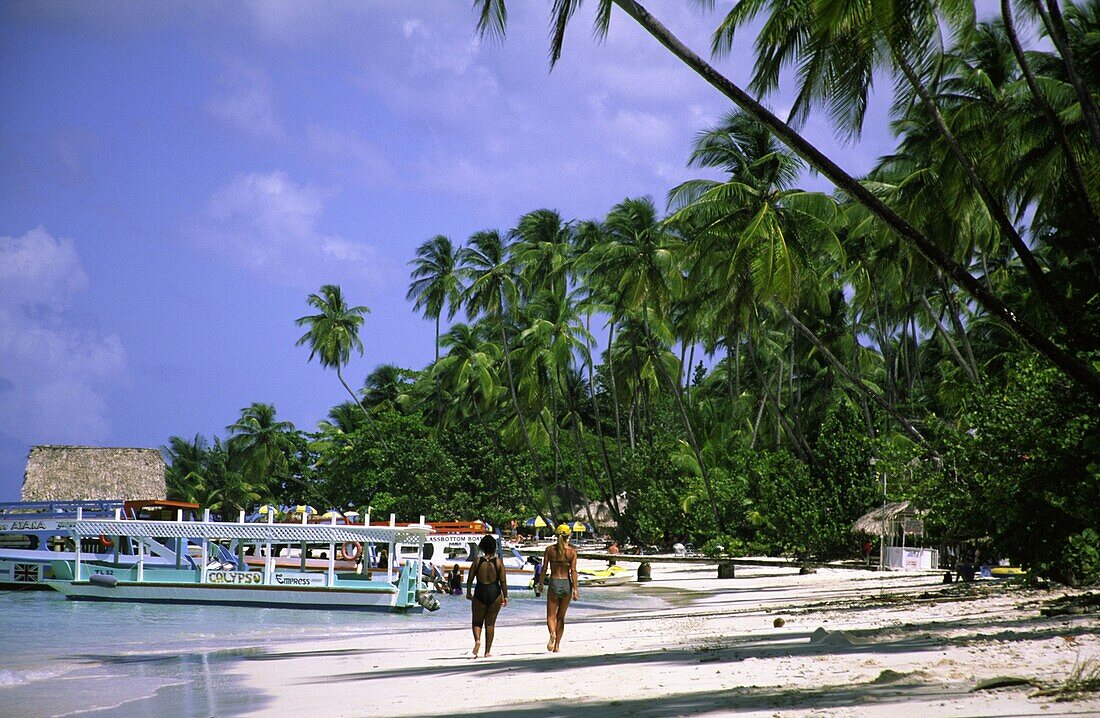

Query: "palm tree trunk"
<box><xmin>1039</xmin><ymin>0</ymin><xmax>1100</xmax><ymax>152</ymax></box>
<box><xmin>892</xmin><ymin>52</ymin><xmax>1079</xmax><ymax>336</ymax></box>
<box><xmin>611</xmin><ymin>0</ymin><xmax>1100</xmax><ymax>399</ymax></box>
<box><xmin>499</xmin><ymin>324</ymin><xmax>556</xmax><ymax>524</ymax></box>
<box><xmin>606</xmin><ymin>320</ymin><xmax>627</xmax><ymax>468</ymax></box>
<box><xmin>640</xmin><ymin>309</ymin><xmax>725</xmax><ymax>533</ymax></box>
<box><xmin>940</xmin><ymin>276</ymin><xmax>980</xmax><ymax>380</ymax></box>
<box><xmin>1002</xmin><ymin>0</ymin><xmax>1100</xmax><ymax>245</ymax></box>
<box><xmin>921</xmin><ymin>294</ymin><xmax>979</xmax><ymax>384</ymax></box>
<box><xmin>777</xmin><ymin>301</ymin><xmax>926</xmax><ymax>444</ymax></box>
<box><xmin>584</xmin><ymin>314</ymin><xmax>620</xmax><ymax>517</ymax></box>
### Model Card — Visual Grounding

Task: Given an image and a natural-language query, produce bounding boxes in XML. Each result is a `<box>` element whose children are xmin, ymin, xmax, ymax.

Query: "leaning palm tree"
<box><xmin>407</xmin><ymin>235</ymin><xmax>464</xmax><ymax>362</ymax></box>
<box><xmin>295</xmin><ymin>284</ymin><xmax>372</xmax><ymax>418</ymax></box>
<box><xmin>470</xmin><ymin>0</ymin><xmax>1100</xmax><ymax>399</ymax></box>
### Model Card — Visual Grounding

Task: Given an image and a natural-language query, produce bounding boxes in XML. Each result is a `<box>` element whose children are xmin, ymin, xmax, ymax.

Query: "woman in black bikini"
<box><xmin>465</xmin><ymin>534</ymin><xmax>507</xmax><ymax>658</ymax></box>
<box><xmin>535</xmin><ymin>524</ymin><xmax>578</xmax><ymax>652</ymax></box>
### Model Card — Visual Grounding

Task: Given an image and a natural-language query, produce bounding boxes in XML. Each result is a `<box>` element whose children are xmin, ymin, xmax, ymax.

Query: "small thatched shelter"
<box><xmin>852</xmin><ymin>501</ymin><xmax>923</xmax><ymax>538</ymax></box>
<box><xmin>21</xmin><ymin>445</ymin><xmax>166</xmax><ymax>501</ymax></box>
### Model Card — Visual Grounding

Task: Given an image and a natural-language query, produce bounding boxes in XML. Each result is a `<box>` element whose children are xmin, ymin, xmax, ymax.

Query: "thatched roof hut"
<box><xmin>852</xmin><ymin>501</ymin><xmax>925</xmax><ymax>537</ymax></box>
<box><xmin>21</xmin><ymin>445</ymin><xmax>166</xmax><ymax>501</ymax></box>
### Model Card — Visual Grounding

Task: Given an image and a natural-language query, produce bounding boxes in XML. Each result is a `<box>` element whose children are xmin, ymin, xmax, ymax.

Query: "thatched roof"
<box><xmin>21</xmin><ymin>445</ymin><xmax>166</xmax><ymax>501</ymax></box>
<box><xmin>851</xmin><ymin>501</ymin><xmax>925</xmax><ymax>535</ymax></box>
<box><xmin>582</xmin><ymin>494</ymin><xmax>627</xmax><ymax>528</ymax></box>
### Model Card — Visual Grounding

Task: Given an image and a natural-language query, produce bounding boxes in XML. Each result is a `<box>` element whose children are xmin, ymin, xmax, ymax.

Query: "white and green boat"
<box><xmin>45</xmin><ymin>511</ymin><xmax>436</xmax><ymax>612</ymax></box>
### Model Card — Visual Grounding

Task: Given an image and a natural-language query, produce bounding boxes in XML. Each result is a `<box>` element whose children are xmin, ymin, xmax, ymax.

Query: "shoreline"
<box><xmin>227</xmin><ymin>562</ymin><xmax>1100</xmax><ymax>717</ymax></box>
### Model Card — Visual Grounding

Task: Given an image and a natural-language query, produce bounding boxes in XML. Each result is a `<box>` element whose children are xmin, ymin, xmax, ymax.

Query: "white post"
<box><xmin>327</xmin><ymin>515</ymin><xmax>336</xmax><ymax>586</ymax></box>
<box><xmin>204</xmin><ymin>509</ymin><xmax>211</xmax><ymax>522</ymax></box>
<box><xmin>879</xmin><ymin>468</ymin><xmax>887</xmax><ymax>570</ymax></box>
<box><xmin>137</xmin><ymin>535</ymin><xmax>144</xmax><ymax>582</ymax></box>
<box><xmin>265</xmin><ymin>509</ymin><xmax>274</xmax><ymax>584</ymax></box>
<box><xmin>114</xmin><ymin>508</ymin><xmax>121</xmax><ymax>520</ymax></box>
<box><xmin>201</xmin><ymin>535</ymin><xmax>209</xmax><ymax>584</ymax></box>
<box><xmin>239</xmin><ymin>510</ymin><xmax>245</xmax><ymax>523</ymax></box>
<box><xmin>389</xmin><ymin>513</ymin><xmax>395</xmax><ymax>527</ymax></box>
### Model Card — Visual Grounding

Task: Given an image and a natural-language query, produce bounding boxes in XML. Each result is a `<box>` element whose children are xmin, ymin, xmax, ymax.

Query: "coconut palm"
<box><xmin>295</xmin><ymin>284</ymin><xmax>372</xmax><ymax>417</ymax></box>
<box><xmin>407</xmin><ymin>235</ymin><xmax>465</xmax><ymax>363</ymax></box>
<box><xmin>460</xmin><ymin>228</ymin><xmax>557</xmax><ymax>522</ymax></box>
<box><xmin>226</xmin><ymin>403</ymin><xmax>295</xmax><ymax>500</ymax></box>
<box><xmin>470</xmin><ymin>0</ymin><xmax>1100</xmax><ymax>399</ymax></box>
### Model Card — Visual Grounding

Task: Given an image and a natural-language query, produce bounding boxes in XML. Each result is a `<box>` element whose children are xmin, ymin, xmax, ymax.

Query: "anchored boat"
<box><xmin>45</xmin><ymin>511</ymin><xmax>435</xmax><ymax>612</ymax></box>
<box><xmin>0</xmin><ymin>499</ymin><xmax>207</xmax><ymax>588</ymax></box>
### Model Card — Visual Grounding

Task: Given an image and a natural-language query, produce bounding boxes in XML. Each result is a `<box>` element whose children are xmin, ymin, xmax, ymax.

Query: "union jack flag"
<box><xmin>14</xmin><ymin>564</ymin><xmax>39</xmax><ymax>582</ymax></box>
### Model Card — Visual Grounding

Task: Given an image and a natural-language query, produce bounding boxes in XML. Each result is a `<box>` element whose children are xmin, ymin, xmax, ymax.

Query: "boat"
<box><xmin>44</xmin><ymin>511</ymin><xmax>436</xmax><ymax>612</ymax></box>
<box><xmin>395</xmin><ymin>521</ymin><xmax>539</xmax><ymax>592</ymax></box>
<box><xmin>577</xmin><ymin>565</ymin><xmax>634</xmax><ymax>587</ymax></box>
<box><xmin>0</xmin><ymin>499</ymin><xmax>209</xmax><ymax>588</ymax></box>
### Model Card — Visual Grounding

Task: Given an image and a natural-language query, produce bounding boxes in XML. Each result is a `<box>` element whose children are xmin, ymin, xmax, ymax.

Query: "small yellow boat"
<box><xmin>990</xmin><ymin>566</ymin><xmax>1026</xmax><ymax>577</ymax></box>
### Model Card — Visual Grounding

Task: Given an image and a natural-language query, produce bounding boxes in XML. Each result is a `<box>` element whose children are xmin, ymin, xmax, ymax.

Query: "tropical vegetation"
<box><xmin>164</xmin><ymin>0</ymin><xmax>1099</xmax><ymax>585</ymax></box>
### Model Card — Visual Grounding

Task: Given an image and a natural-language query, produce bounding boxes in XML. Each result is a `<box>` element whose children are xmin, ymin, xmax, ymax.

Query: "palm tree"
<box><xmin>407</xmin><ymin>235</ymin><xmax>464</xmax><ymax>363</ymax></box>
<box><xmin>295</xmin><ymin>284</ymin><xmax>372</xmax><ymax>417</ymax></box>
<box><xmin>226</xmin><ymin>402</ymin><xmax>295</xmax><ymax>501</ymax></box>
<box><xmin>433</xmin><ymin>321</ymin><xmax>503</xmax><ymax>421</ymax></box>
<box><xmin>362</xmin><ymin>363</ymin><xmax>415</xmax><ymax>413</ymax></box>
<box><xmin>471</xmin><ymin>0</ymin><xmax>1100</xmax><ymax>399</ymax></box>
<box><xmin>460</xmin><ymin>228</ymin><xmax>557</xmax><ymax>522</ymax></box>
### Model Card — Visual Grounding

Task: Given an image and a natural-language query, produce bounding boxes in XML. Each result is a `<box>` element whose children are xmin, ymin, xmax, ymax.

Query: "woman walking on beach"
<box><xmin>466</xmin><ymin>534</ymin><xmax>507</xmax><ymax>658</ymax></box>
<box><xmin>536</xmin><ymin>523</ymin><xmax>578</xmax><ymax>652</ymax></box>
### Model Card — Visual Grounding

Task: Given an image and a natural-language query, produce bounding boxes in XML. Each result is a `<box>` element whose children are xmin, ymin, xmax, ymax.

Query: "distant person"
<box><xmin>466</xmin><ymin>534</ymin><xmax>508</xmax><ymax>658</ymax></box>
<box><xmin>607</xmin><ymin>540</ymin><xmax>620</xmax><ymax>567</ymax></box>
<box><xmin>377</xmin><ymin>546</ymin><xmax>389</xmax><ymax>569</ymax></box>
<box><xmin>448</xmin><ymin>564</ymin><xmax>463</xmax><ymax>595</ymax></box>
<box><xmin>536</xmin><ymin>524</ymin><xmax>578</xmax><ymax>652</ymax></box>
<box><xmin>862</xmin><ymin>540</ymin><xmax>872</xmax><ymax>566</ymax></box>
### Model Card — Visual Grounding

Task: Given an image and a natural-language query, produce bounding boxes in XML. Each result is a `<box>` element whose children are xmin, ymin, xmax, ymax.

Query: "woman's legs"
<box><xmin>482</xmin><ymin>598</ymin><xmax>503</xmax><ymax>656</ymax></box>
<box><xmin>471</xmin><ymin>600</ymin><xmax>487</xmax><ymax>657</ymax></box>
<box><xmin>545</xmin><ymin>592</ymin><xmax>559</xmax><ymax>651</ymax></box>
<box><xmin>552</xmin><ymin>594</ymin><xmax>572</xmax><ymax>652</ymax></box>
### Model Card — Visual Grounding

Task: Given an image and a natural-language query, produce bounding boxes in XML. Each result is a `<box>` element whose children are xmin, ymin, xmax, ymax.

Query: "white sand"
<box><xmin>231</xmin><ymin>561</ymin><xmax>1100</xmax><ymax>717</ymax></box>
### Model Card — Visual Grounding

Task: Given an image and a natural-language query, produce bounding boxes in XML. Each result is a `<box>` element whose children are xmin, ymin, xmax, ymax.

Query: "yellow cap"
<box><xmin>556</xmin><ymin>523</ymin><xmax>572</xmax><ymax>536</ymax></box>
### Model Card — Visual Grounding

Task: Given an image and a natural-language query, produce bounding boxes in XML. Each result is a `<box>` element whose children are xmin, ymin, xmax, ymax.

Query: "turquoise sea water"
<box><xmin>0</xmin><ymin>585</ymin><xmax>661</xmax><ymax>717</ymax></box>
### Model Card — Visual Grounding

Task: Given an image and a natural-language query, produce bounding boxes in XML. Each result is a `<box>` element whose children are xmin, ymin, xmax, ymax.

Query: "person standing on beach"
<box><xmin>466</xmin><ymin>534</ymin><xmax>507</xmax><ymax>658</ymax></box>
<box><xmin>535</xmin><ymin>524</ymin><xmax>578</xmax><ymax>652</ymax></box>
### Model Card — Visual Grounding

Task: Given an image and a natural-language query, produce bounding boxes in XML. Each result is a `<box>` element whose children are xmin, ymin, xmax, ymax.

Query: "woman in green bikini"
<box><xmin>535</xmin><ymin>523</ymin><xmax>578</xmax><ymax>652</ymax></box>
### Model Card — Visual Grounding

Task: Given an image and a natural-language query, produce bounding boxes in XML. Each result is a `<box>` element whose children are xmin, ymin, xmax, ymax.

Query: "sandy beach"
<box><xmin>230</xmin><ymin>560</ymin><xmax>1099</xmax><ymax>717</ymax></box>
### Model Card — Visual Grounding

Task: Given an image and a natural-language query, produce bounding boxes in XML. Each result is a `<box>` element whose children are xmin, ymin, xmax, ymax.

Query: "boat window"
<box><xmin>0</xmin><ymin>533</ymin><xmax>36</xmax><ymax>550</ymax></box>
<box><xmin>399</xmin><ymin>545</ymin><xmax>419</xmax><ymax>557</ymax></box>
<box><xmin>422</xmin><ymin>543</ymin><xmax>434</xmax><ymax>560</ymax></box>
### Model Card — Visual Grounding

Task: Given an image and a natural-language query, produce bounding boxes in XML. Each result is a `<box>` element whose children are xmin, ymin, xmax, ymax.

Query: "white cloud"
<box><xmin>0</xmin><ymin>228</ymin><xmax>126</xmax><ymax>446</ymax></box>
<box><xmin>193</xmin><ymin>171</ymin><xmax>388</xmax><ymax>290</ymax></box>
<box><xmin>206</xmin><ymin>60</ymin><xmax>285</xmax><ymax>142</ymax></box>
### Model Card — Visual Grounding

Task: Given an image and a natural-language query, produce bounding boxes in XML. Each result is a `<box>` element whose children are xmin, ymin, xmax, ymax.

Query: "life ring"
<box><xmin>341</xmin><ymin>542</ymin><xmax>362</xmax><ymax>561</ymax></box>
<box><xmin>98</xmin><ymin>534</ymin><xmax>114</xmax><ymax>549</ymax></box>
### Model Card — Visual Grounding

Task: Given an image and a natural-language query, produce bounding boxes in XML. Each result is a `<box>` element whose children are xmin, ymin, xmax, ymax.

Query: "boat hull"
<box><xmin>46</xmin><ymin>579</ymin><xmax>414</xmax><ymax>612</ymax></box>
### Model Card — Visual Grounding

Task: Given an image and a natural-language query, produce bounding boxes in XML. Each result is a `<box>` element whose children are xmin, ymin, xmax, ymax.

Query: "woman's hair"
<box><xmin>479</xmin><ymin>534</ymin><xmax>497</xmax><ymax>554</ymax></box>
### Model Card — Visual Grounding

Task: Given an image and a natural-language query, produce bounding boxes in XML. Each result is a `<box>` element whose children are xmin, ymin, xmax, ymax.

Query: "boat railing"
<box><xmin>0</xmin><ymin>500</ymin><xmax>125</xmax><ymax>518</ymax></box>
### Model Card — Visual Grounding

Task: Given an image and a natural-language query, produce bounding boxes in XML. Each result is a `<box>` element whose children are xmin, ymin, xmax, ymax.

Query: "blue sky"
<box><xmin>0</xmin><ymin>1</ymin><xmax>895</xmax><ymax>500</ymax></box>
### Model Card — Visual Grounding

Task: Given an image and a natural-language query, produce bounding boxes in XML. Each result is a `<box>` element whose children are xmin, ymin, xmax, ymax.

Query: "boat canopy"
<box><xmin>61</xmin><ymin>518</ymin><xmax>430</xmax><ymax>545</ymax></box>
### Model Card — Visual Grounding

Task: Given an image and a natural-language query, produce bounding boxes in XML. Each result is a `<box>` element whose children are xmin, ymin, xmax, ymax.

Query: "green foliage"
<box><xmin>920</xmin><ymin>355</ymin><xmax>1100</xmax><ymax>585</ymax></box>
<box><xmin>808</xmin><ymin>400</ymin><xmax>876</xmax><ymax>558</ymax></box>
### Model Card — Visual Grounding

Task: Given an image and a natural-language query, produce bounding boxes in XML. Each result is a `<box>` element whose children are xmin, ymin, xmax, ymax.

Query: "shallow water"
<box><xmin>0</xmin><ymin>584</ymin><xmax>661</xmax><ymax>717</ymax></box>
